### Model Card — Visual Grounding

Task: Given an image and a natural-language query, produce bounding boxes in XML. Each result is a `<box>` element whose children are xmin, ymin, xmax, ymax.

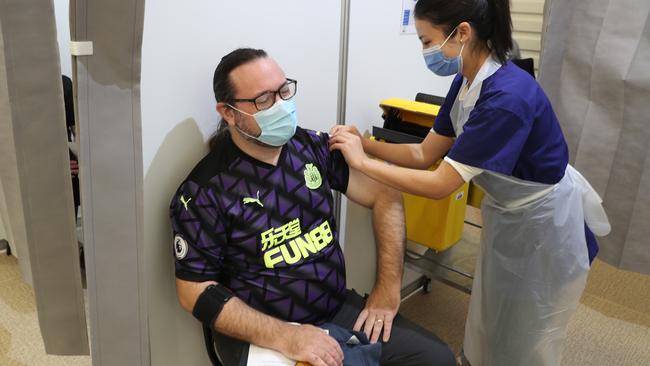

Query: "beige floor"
<box><xmin>0</xmin><ymin>254</ymin><xmax>90</xmax><ymax>366</ymax></box>
<box><xmin>1</xmin><ymin>235</ymin><xmax>649</xmax><ymax>365</ymax></box>
<box><xmin>400</xmin><ymin>227</ymin><xmax>650</xmax><ymax>366</ymax></box>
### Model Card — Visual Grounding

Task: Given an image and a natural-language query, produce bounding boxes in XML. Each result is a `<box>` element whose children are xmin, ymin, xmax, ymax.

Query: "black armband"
<box><xmin>192</xmin><ymin>283</ymin><xmax>234</xmax><ymax>328</ymax></box>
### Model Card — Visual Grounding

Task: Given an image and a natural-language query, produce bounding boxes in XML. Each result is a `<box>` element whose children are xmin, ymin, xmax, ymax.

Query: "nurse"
<box><xmin>329</xmin><ymin>0</ymin><xmax>610</xmax><ymax>365</ymax></box>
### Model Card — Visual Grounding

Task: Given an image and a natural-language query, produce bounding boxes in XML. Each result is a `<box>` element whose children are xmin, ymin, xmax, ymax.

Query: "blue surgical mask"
<box><xmin>228</xmin><ymin>99</ymin><xmax>298</xmax><ymax>147</ymax></box>
<box><xmin>423</xmin><ymin>28</ymin><xmax>464</xmax><ymax>76</ymax></box>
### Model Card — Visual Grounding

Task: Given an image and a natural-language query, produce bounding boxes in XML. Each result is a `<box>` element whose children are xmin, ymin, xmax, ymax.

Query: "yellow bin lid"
<box><xmin>379</xmin><ymin>98</ymin><xmax>440</xmax><ymax>128</ymax></box>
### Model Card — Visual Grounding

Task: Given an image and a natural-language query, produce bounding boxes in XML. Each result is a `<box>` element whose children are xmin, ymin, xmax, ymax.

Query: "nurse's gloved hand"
<box><xmin>329</xmin><ymin>125</ymin><xmax>362</xmax><ymax>140</ymax></box>
<box><xmin>328</xmin><ymin>131</ymin><xmax>367</xmax><ymax>170</ymax></box>
<box><xmin>354</xmin><ymin>286</ymin><xmax>400</xmax><ymax>344</ymax></box>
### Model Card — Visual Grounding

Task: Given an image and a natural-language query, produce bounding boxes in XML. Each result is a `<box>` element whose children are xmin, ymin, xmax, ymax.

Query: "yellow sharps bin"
<box><xmin>376</xmin><ymin>98</ymin><xmax>469</xmax><ymax>252</ymax></box>
<box><xmin>467</xmin><ymin>182</ymin><xmax>485</xmax><ymax>209</ymax></box>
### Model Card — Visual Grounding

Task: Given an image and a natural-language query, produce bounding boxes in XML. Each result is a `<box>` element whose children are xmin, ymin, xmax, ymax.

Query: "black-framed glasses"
<box><xmin>231</xmin><ymin>78</ymin><xmax>297</xmax><ymax>111</ymax></box>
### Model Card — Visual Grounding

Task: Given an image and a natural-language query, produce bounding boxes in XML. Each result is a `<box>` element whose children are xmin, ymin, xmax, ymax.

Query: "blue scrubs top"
<box><xmin>434</xmin><ymin>61</ymin><xmax>598</xmax><ymax>262</ymax></box>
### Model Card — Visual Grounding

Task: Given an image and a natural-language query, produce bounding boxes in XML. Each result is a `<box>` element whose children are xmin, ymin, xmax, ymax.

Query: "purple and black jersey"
<box><xmin>170</xmin><ymin>127</ymin><xmax>349</xmax><ymax>324</ymax></box>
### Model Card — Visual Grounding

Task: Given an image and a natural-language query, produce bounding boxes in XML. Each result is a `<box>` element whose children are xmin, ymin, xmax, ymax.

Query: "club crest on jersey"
<box><xmin>304</xmin><ymin>163</ymin><xmax>322</xmax><ymax>190</ymax></box>
<box><xmin>174</xmin><ymin>234</ymin><xmax>188</xmax><ymax>260</ymax></box>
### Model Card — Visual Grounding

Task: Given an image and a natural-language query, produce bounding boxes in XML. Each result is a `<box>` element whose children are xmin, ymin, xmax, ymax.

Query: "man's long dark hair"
<box><xmin>208</xmin><ymin>48</ymin><xmax>268</xmax><ymax>151</ymax></box>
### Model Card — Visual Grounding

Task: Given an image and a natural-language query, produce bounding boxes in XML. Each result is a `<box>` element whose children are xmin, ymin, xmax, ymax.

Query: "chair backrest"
<box><xmin>415</xmin><ymin>92</ymin><xmax>445</xmax><ymax>106</ymax></box>
<box><xmin>511</xmin><ymin>58</ymin><xmax>535</xmax><ymax>79</ymax></box>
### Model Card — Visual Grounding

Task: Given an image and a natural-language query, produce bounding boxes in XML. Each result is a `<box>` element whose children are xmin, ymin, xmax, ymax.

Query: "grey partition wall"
<box><xmin>0</xmin><ymin>33</ymin><xmax>32</xmax><ymax>285</ymax></box>
<box><xmin>0</xmin><ymin>0</ymin><xmax>88</xmax><ymax>355</ymax></box>
<box><xmin>72</xmin><ymin>0</ymin><xmax>149</xmax><ymax>364</ymax></box>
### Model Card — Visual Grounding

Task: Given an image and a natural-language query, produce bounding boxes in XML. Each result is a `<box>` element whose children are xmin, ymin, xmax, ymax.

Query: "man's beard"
<box><xmin>233</xmin><ymin>113</ymin><xmax>278</xmax><ymax>148</ymax></box>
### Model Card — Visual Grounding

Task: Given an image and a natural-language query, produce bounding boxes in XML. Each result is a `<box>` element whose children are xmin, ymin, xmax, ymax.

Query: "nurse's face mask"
<box><xmin>423</xmin><ymin>27</ymin><xmax>464</xmax><ymax>77</ymax></box>
<box><xmin>227</xmin><ymin>79</ymin><xmax>298</xmax><ymax>147</ymax></box>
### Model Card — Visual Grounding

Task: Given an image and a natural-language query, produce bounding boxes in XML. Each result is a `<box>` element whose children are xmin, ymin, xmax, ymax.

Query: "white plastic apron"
<box><xmin>453</xmin><ymin>58</ymin><xmax>611</xmax><ymax>366</ymax></box>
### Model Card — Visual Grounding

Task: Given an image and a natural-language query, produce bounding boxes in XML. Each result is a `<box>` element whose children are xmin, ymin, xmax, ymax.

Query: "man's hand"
<box><xmin>280</xmin><ymin>324</ymin><xmax>343</xmax><ymax>366</ymax></box>
<box><xmin>354</xmin><ymin>287</ymin><xmax>401</xmax><ymax>343</ymax></box>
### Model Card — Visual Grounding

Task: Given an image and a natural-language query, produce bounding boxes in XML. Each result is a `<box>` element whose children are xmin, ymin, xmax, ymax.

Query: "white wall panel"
<box><xmin>513</xmin><ymin>31</ymin><xmax>542</xmax><ymax>51</ymax></box>
<box><xmin>141</xmin><ymin>1</ymin><xmax>342</xmax><ymax>173</ymax></box>
<box><xmin>512</xmin><ymin>13</ymin><xmax>544</xmax><ymax>33</ymax></box>
<box><xmin>344</xmin><ymin>0</ymin><xmax>453</xmax><ymax>136</ymax></box>
<box><xmin>342</xmin><ymin>0</ymin><xmax>453</xmax><ymax>292</ymax></box>
<box><xmin>512</xmin><ymin>0</ymin><xmax>545</xmax><ymax>14</ymax></box>
<box><xmin>140</xmin><ymin>2</ymin><xmax>341</xmax><ymax>365</ymax></box>
<box><xmin>53</xmin><ymin>0</ymin><xmax>71</xmax><ymax>77</ymax></box>
<box><xmin>512</xmin><ymin>0</ymin><xmax>545</xmax><ymax>72</ymax></box>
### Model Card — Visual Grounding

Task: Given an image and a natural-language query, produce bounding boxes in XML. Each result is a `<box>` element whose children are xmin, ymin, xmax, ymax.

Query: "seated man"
<box><xmin>170</xmin><ymin>48</ymin><xmax>455</xmax><ymax>366</ymax></box>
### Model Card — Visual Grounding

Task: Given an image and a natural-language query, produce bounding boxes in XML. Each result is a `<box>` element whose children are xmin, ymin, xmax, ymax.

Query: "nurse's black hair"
<box><xmin>209</xmin><ymin>48</ymin><xmax>268</xmax><ymax>150</ymax></box>
<box><xmin>414</xmin><ymin>0</ymin><xmax>513</xmax><ymax>64</ymax></box>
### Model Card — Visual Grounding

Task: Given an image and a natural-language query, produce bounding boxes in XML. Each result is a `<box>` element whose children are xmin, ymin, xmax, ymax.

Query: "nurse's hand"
<box><xmin>329</xmin><ymin>131</ymin><xmax>367</xmax><ymax>170</ymax></box>
<box><xmin>354</xmin><ymin>287</ymin><xmax>400</xmax><ymax>343</ymax></box>
<box><xmin>329</xmin><ymin>125</ymin><xmax>362</xmax><ymax>140</ymax></box>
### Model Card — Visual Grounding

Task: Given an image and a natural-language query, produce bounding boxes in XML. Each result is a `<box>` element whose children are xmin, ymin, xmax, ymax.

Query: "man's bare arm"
<box><xmin>176</xmin><ymin>278</ymin><xmax>343</xmax><ymax>366</ymax></box>
<box><xmin>344</xmin><ymin>168</ymin><xmax>406</xmax><ymax>342</ymax></box>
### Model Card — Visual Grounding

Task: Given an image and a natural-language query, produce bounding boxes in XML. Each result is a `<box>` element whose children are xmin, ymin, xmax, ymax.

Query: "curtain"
<box><xmin>0</xmin><ymin>0</ymin><xmax>89</xmax><ymax>354</ymax></box>
<box><xmin>540</xmin><ymin>0</ymin><xmax>650</xmax><ymax>275</ymax></box>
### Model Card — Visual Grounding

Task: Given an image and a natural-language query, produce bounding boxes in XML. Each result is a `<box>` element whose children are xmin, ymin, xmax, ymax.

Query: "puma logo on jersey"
<box><xmin>243</xmin><ymin>191</ymin><xmax>264</xmax><ymax>208</ymax></box>
<box><xmin>180</xmin><ymin>195</ymin><xmax>192</xmax><ymax>211</ymax></box>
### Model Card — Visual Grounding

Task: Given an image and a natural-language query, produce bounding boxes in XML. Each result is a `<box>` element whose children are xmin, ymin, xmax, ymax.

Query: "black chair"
<box><xmin>511</xmin><ymin>57</ymin><xmax>535</xmax><ymax>79</ymax></box>
<box><xmin>203</xmin><ymin>325</ymin><xmax>224</xmax><ymax>366</ymax></box>
<box><xmin>415</xmin><ymin>92</ymin><xmax>445</xmax><ymax>105</ymax></box>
